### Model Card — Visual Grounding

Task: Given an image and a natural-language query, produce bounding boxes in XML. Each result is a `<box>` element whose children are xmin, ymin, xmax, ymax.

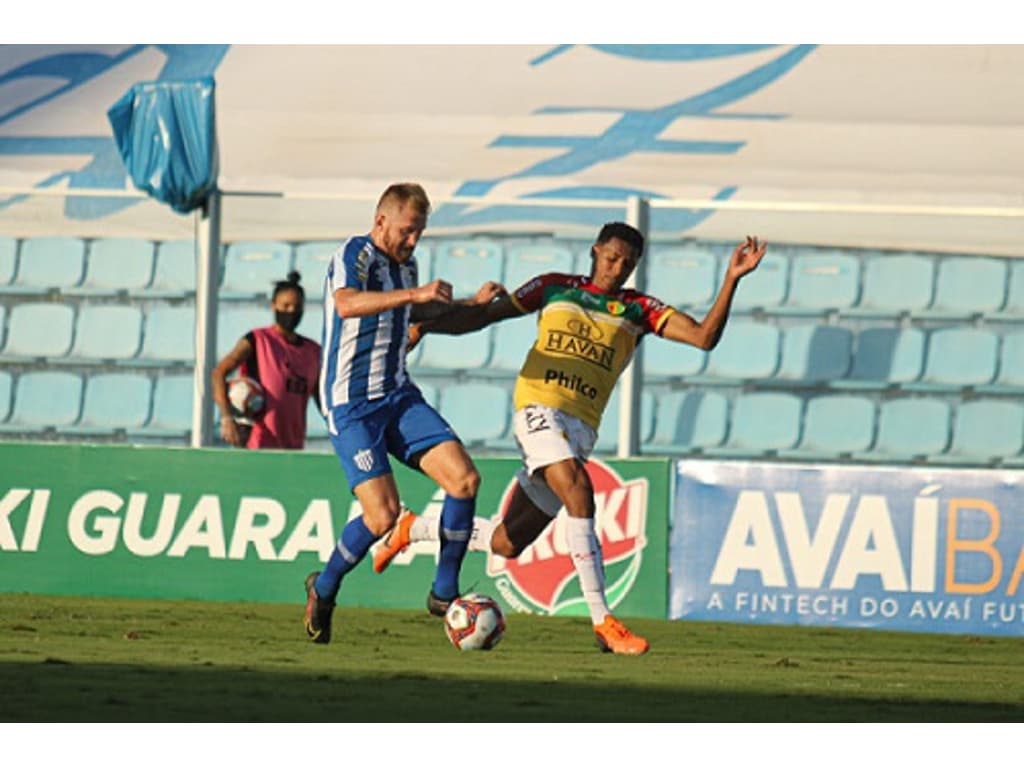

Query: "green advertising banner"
<box><xmin>0</xmin><ymin>443</ymin><xmax>670</xmax><ymax>619</ymax></box>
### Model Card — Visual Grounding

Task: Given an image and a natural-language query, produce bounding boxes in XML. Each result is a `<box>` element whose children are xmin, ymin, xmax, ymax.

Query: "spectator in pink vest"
<box><xmin>213</xmin><ymin>270</ymin><xmax>322</xmax><ymax>449</ymax></box>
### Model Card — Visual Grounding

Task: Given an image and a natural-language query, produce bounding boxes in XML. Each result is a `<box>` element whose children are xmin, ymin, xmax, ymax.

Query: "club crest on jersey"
<box><xmin>353</xmin><ymin>449</ymin><xmax>374</xmax><ymax>472</ymax></box>
<box><xmin>486</xmin><ymin>458</ymin><xmax>648</xmax><ymax>615</ymax></box>
<box><xmin>606</xmin><ymin>300</ymin><xmax>626</xmax><ymax>316</ymax></box>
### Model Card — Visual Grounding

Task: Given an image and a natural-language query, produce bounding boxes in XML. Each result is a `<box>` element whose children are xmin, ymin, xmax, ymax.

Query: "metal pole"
<box><xmin>618</xmin><ymin>196</ymin><xmax>650</xmax><ymax>458</ymax></box>
<box><xmin>192</xmin><ymin>189</ymin><xmax>221</xmax><ymax>448</ymax></box>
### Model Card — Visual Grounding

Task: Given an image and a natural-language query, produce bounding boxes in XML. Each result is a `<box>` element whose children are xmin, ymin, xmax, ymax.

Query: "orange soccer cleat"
<box><xmin>594</xmin><ymin>615</ymin><xmax>650</xmax><ymax>656</ymax></box>
<box><xmin>372</xmin><ymin>506</ymin><xmax>417</xmax><ymax>574</ymax></box>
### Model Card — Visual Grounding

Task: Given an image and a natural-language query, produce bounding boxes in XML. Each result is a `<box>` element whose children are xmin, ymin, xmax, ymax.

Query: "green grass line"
<box><xmin>1</xmin><ymin>593</ymin><xmax>1022</xmax><ymax>722</ymax></box>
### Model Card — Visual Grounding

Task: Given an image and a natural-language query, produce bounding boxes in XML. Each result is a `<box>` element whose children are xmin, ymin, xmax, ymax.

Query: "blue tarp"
<box><xmin>107</xmin><ymin>77</ymin><xmax>218</xmax><ymax>214</ymax></box>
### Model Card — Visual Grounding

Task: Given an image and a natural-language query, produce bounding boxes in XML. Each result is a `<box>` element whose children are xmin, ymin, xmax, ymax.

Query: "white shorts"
<box><xmin>512</xmin><ymin>404</ymin><xmax>597</xmax><ymax>517</ymax></box>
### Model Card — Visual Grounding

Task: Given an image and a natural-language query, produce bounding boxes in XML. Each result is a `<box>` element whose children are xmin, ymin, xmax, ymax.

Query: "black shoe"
<box><xmin>427</xmin><ymin>589</ymin><xmax>456</xmax><ymax>617</ymax></box>
<box><xmin>303</xmin><ymin>571</ymin><xmax>335</xmax><ymax>644</ymax></box>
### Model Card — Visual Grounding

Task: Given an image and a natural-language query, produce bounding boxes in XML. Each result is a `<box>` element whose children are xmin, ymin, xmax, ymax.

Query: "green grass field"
<box><xmin>1</xmin><ymin>593</ymin><xmax>1022</xmax><ymax>722</ymax></box>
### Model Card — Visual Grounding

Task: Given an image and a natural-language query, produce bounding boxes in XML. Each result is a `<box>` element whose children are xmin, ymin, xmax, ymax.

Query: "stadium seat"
<box><xmin>221</xmin><ymin>240</ymin><xmax>292</xmax><ymax>300</ymax></box>
<box><xmin>726</xmin><ymin>251</ymin><xmax>789</xmax><ymax>312</ymax></box>
<box><xmin>644</xmin><ymin>244</ymin><xmax>718</xmax><ymax>309</ymax></box>
<box><xmin>303</xmin><ymin>396</ymin><xmax>329</xmax><ymax>450</ymax></box>
<box><xmin>128</xmin><ymin>373</ymin><xmax>193</xmax><ymax>440</ymax></box>
<box><xmin>774</xmin><ymin>324</ymin><xmax>853</xmax><ymax>383</ymax></box>
<box><xmin>0</xmin><ymin>370</ymin><xmax>11</xmax><ymax>423</ymax></box>
<box><xmin>297</xmin><ymin>302</ymin><xmax>326</xmax><ymax>347</ymax></box>
<box><xmin>293</xmin><ymin>241</ymin><xmax>337</xmax><ymax>287</ymax></box>
<box><xmin>504</xmin><ymin>241</ymin><xmax>575</xmax><ymax>289</ymax></box>
<box><xmin>642</xmin><ymin>334</ymin><xmax>707</xmax><ymax>382</ymax></box>
<box><xmin>854</xmin><ymin>397</ymin><xmax>951</xmax><ymax>462</ymax></box>
<box><xmin>934</xmin><ymin>399</ymin><xmax>1024</xmax><ymax>466</ymax></box>
<box><xmin>0</xmin><ymin>371</ymin><xmax>83</xmax><ymax>433</ymax></box>
<box><xmin>769</xmin><ymin>250</ymin><xmax>860</xmax><ymax>316</ymax></box>
<box><xmin>438</xmin><ymin>382</ymin><xmax>510</xmax><ymax>445</ymax></box>
<box><xmin>433</xmin><ymin>239</ymin><xmax>504</xmax><ymax>298</ymax></box>
<box><xmin>66</xmin><ymin>238</ymin><xmax>154</xmax><ymax>296</ymax></box>
<box><xmin>989</xmin><ymin>259</ymin><xmax>1024</xmax><ymax>323</ymax></box>
<box><xmin>486</xmin><ymin>315</ymin><xmax>537</xmax><ymax>376</ymax></box>
<box><xmin>703</xmin><ymin>391</ymin><xmax>802</xmax><ymax>457</ymax></box>
<box><xmin>411</xmin><ymin>242</ymin><xmax>433</xmax><ymax>285</ymax></box>
<box><xmin>694</xmin><ymin>321</ymin><xmax>780</xmax><ymax>383</ymax></box>
<box><xmin>217</xmin><ymin>306</ymin><xmax>268</xmax><ymax>358</ymax></box>
<box><xmin>0</xmin><ymin>302</ymin><xmax>74</xmax><ymax>361</ymax></box>
<box><xmin>594</xmin><ymin>387</ymin><xmax>655</xmax><ymax>453</ymax></box>
<box><xmin>133</xmin><ymin>239</ymin><xmax>195</xmax><ymax>298</ymax></box>
<box><xmin>0</xmin><ymin>236</ymin><xmax>16</xmax><ymax>286</ymax></box>
<box><xmin>138</xmin><ymin>306</ymin><xmax>196</xmax><ymax>365</ymax></box>
<box><xmin>413</xmin><ymin>328</ymin><xmax>492</xmax><ymax>371</ymax></box>
<box><xmin>415</xmin><ymin>381</ymin><xmax>440</xmax><ymax>408</ymax></box>
<box><xmin>647</xmin><ymin>390</ymin><xmax>728</xmax><ymax>454</ymax></box>
<box><xmin>0</xmin><ymin>236</ymin><xmax>85</xmax><ymax>295</ymax></box>
<box><xmin>979</xmin><ymin>331</ymin><xmax>1024</xmax><ymax>394</ymax></box>
<box><xmin>916</xmin><ymin>256</ymin><xmax>1007</xmax><ymax>320</ymax></box>
<box><xmin>906</xmin><ymin>327</ymin><xmax>998</xmax><ymax>391</ymax></box>
<box><xmin>60</xmin><ymin>373</ymin><xmax>152</xmax><ymax>435</ymax></box>
<box><xmin>848</xmin><ymin>253</ymin><xmax>934</xmax><ymax>318</ymax></box>
<box><xmin>779</xmin><ymin>394</ymin><xmax>876</xmax><ymax>460</ymax></box>
<box><xmin>0</xmin><ymin>304</ymin><xmax>6</xmax><ymax>350</ymax></box>
<box><xmin>832</xmin><ymin>327</ymin><xmax>926</xmax><ymax>390</ymax></box>
<box><xmin>67</xmin><ymin>305</ymin><xmax>143</xmax><ymax>363</ymax></box>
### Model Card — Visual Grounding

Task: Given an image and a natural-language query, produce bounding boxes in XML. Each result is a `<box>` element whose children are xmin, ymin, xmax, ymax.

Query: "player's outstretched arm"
<box><xmin>418</xmin><ymin>293</ymin><xmax>522</xmax><ymax>336</ymax></box>
<box><xmin>334</xmin><ymin>279</ymin><xmax>453</xmax><ymax>319</ymax></box>
<box><xmin>659</xmin><ymin>236</ymin><xmax>767</xmax><ymax>350</ymax></box>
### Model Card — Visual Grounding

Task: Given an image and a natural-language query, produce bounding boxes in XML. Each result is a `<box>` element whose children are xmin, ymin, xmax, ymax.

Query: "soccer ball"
<box><xmin>444</xmin><ymin>593</ymin><xmax>506</xmax><ymax>651</ymax></box>
<box><xmin>228</xmin><ymin>376</ymin><xmax>265</xmax><ymax>425</ymax></box>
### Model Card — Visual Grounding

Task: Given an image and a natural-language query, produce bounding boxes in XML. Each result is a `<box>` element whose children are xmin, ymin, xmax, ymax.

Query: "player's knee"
<box><xmin>447</xmin><ymin>467</ymin><xmax>480</xmax><ymax>499</ymax></box>
<box><xmin>363</xmin><ymin>501</ymin><xmax>402</xmax><ymax>537</ymax></box>
<box><xmin>490</xmin><ymin>527</ymin><xmax>520</xmax><ymax>558</ymax></box>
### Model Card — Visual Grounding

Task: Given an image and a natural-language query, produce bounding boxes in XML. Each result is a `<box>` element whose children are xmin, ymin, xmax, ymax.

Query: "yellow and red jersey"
<box><xmin>508</xmin><ymin>273</ymin><xmax>675</xmax><ymax>430</ymax></box>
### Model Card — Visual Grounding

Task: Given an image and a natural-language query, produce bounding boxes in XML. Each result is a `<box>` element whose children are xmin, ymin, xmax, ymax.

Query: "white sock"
<box><xmin>566</xmin><ymin>516</ymin><xmax>609</xmax><ymax>625</ymax></box>
<box><xmin>409</xmin><ymin>515</ymin><xmax>492</xmax><ymax>552</ymax></box>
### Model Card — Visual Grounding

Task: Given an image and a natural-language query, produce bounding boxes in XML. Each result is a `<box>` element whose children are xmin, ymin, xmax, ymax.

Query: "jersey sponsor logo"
<box><xmin>543</xmin><ymin>369</ymin><xmax>598</xmax><ymax>399</ymax></box>
<box><xmin>487</xmin><ymin>458</ymin><xmax>649</xmax><ymax>615</ymax></box>
<box><xmin>543</xmin><ymin>329</ymin><xmax>615</xmax><ymax>371</ymax></box>
<box><xmin>353</xmin><ymin>449</ymin><xmax>374</xmax><ymax>473</ymax></box>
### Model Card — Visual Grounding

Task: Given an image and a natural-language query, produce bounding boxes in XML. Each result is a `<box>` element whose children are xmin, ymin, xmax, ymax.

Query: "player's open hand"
<box><xmin>727</xmin><ymin>236</ymin><xmax>768</xmax><ymax>280</ymax></box>
<box><xmin>220</xmin><ymin>417</ymin><xmax>243</xmax><ymax>446</ymax></box>
<box><xmin>473</xmin><ymin>281</ymin><xmax>507</xmax><ymax>305</ymax></box>
<box><xmin>415</xmin><ymin>279</ymin><xmax>453</xmax><ymax>304</ymax></box>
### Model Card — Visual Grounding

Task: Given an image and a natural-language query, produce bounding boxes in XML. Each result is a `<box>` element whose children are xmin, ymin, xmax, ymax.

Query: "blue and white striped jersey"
<box><xmin>318</xmin><ymin>235</ymin><xmax>420</xmax><ymax>411</ymax></box>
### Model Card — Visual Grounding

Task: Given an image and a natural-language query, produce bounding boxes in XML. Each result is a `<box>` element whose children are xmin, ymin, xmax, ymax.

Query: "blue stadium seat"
<box><xmin>293</xmin><ymin>241</ymin><xmax>337</xmax><ymax>287</ymax></box>
<box><xmin>67</xmin><ymin>305</ymin><xmax>143</xmax><ymax>363</ymax></box>
<box><xmin>297</xmin><ymin>302</ymin><xmax>326</xmax><ymax>347</ymax></box>
<box><xmin>779</xmin><ymin>394</ymin><xmax>876</xmax><ymax>460</ymax></box>
<box><xmin>67</xmin><ymin>238</ymin><xmax>154</xmax><ymax>296</ymax></box>
<box><xmin>769</xmin><ymin>250</ymin><xmax>860</xmax><ymax>316</ymax></box>
<box><xmin>411</xmin><ymin>242</ymin><xmax>433</xmax><ymax>285</ymax></box>
<box><xmin>694</xmin><ymin>321</ymin><xmax>780</xmax><ymax>383</ymax></box>
<box><xmin>934</xmin><ymin>399</ymin><xmax>1024</xmax><ymax>466</ymax></box>
<box><xmin>60</xmin><ymin>373</ymin><xmax>152</xmax><ymax>435</ymax></box>
<box><xmin>645</xmin><ymin>244</ymin><xmax>718</xmax><ymax>309</ymax></box>
<box><xmin>848</xmin><ymin>253</ymin><xmax>934</xmax><ymax>318</ymax></box>
<box><xmin>303</xmin><ymin>396</ymin><xmax>329</xmax><ymax>450</ymax></box>
<box><xmin>854</xmin><ymin>397</ymin><xmax>951</xmax><ymax>462</ymax></box>
<box><xmin>438</xmin><ymin>382</ymin><xmax>511</xmax><ymax>446</ymax></box>
<box><xmin>642</xmin><ymin>335</ymin><xmax>706</xmax><ymax>382</ymax></box>
<box><xmin>0</xmin><ymin>302</ymin><xmax>74</xmax><ymax>361</ymax></box>
<box><xmin>704</xmin><ymin>391</ymin><xmax>802</xmax><ymax>457</ymax></box>
<box><xmin>989</xmin><ymin>259</ymin><xmax>1024</xmax><ymax>323</ymax></box>
<box><xmin>486</xmin><ymin>315</ymin><xmax>537</xmax><ymax>376</ymax></box>
<box><xmin>0</xmin><ymin>237</ymin><xmax>16</xmax><ymax>286</ymax></box>
<box><xmin>0</xmin><ymin>371</ymin><xmax>82</xmax><ymax>433</ymax></box>
<box><xmin>774</xmin><ymin>324</ymin><xmax>853</xmax><ymax>383</ymax></box>
<box><xmin>647</xmin><ymin>390</ymin><xmax>728</xmax><ymax>454</ymax></box>
<box><xmin>979</xmin><ymin>331</ymin><xmax>1024</xmax><ymax>394</ymax></box>
<box><xmin>504</xmin><ymin>241</ymin><xmax>575</xmax><ymax>290</ymax></box>
<box><xmin>128</xmin><ymin>374</ymin><xmax>193</xmax><ymax>440</ymax></box>
<box><xmin>907</xmin><ymin>327</ymin><xmax>998</xmax><ymax>391</ymax></box>
<box><xmin>0</xmin><ymin>370</ymin><xmax>11</xmax><ymax>423</ymax></box>
<box><xmin>832</xmin><ymin>327</ymin><xmax>926</xmax><ymax>390</ymax></box>
<box><xmin>0</xmin><ymin>236</ymin><xmax>85</xmax><ymax>295</ymax></box>
<box><xmin>0</xmin><ymin>304</ymin><xmax>6</xmax><ymax>350</ymax></box>
<box><xmin>138</xmin><ymin>306</ymin><xmax>196</xmax><ymax>365</ymax></box>
<box><xmin>433</xmin><ymin>239</ymin><xmax>504</xmax><ymax>298</ymax></box>
<box><xmin>221</xmin><ymin>240</ymin><xmax>292</xmax><ymax>300</ymax></box>
<box><xmin>594</xmin><ymin>387</ymin><xmax>655</xmax><ymax>453</ymax></box>
<box><xmin>413</xmin><ymin>328</ymin><xmax>492</xmax><ymax>371</ymax></box>
<box><xmin>414</xmin><ymin>381</ymin><xmax>440</xmax><ymax>408</ymax></box>
<box><xmin>727</xmin><ymin>252</ymin><xmax>789</xmax><ymax>312</ymax></box>
<box><xmin>916</xmin><ymin>256</ymin><xmax>1006</xmax><ymax>320</ymax></box>
<box><xmin>217</xmin><ymin>306</ymin><xmax>268</xmax><ymax>358</ymax></box>
<box><xmin>133</xmin><ymin>239</ymin><xmax>195</xmax><ymax>298</ymax></box>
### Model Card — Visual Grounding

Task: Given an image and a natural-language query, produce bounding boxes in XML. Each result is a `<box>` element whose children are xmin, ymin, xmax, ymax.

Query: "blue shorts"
<box><xmin>328</xmin><ymin>382</ymin><xmax>459</xmax><ymax>491</ymax></box>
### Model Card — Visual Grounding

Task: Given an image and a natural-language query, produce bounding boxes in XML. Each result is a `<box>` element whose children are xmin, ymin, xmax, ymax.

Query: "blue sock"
<box><xmin>433</xmin><ymin>495</ymin><xmax>475</xmax><ymax>600</ymax></box>
<box><xmin>315</xmin><ymin>516</ymin><xmax>377</xmax><ymax>602</ymax></box>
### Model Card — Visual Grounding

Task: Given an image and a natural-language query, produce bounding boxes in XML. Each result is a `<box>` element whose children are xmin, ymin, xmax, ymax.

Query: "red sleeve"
<box><xmin>631</xmin><ymin>291</ymin><xmax>676</xmax><ymax>335</ymax></box>
<box><xmin>509</xmin><ymin>273</ymin><xmax>573</xmax><ymax>314</ymax></box>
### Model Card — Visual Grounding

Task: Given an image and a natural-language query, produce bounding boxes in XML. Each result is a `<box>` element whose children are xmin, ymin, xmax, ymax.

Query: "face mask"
<box><xmin>275</xmin><ymin>310</ymin><xmax>302</xmax><ymax>332</ymax></box>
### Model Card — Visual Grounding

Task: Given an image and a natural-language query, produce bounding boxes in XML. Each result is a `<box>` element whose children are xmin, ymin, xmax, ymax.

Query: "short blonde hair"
<box><xmin>377</xmin><ymin>183</ymin><xmax>431</xmax><ymax>216</ymax></box>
